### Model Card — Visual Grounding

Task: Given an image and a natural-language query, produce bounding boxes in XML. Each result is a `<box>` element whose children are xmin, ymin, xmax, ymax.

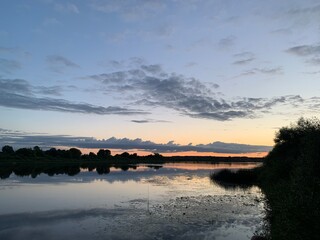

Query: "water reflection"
<box><xmin>0</xmin><ymin>163</ymin><xmax>264</xmax><ymax>240</ymax></box>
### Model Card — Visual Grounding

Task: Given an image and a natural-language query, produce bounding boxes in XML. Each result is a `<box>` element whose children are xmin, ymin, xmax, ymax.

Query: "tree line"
<box><xmin>0</xmin><ymin>145</ymin><xmax>163</xmax><ymax>161</ymax></box>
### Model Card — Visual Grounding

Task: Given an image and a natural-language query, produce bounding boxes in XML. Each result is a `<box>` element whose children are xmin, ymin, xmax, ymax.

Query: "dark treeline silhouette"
<box><xmin>0</xmin><ymin>146</ymin><xmax>163</xmax><ymax>162</ymax></box>
<box><xmin>210</xmin><ymin>118</ymin><xmax>320</xmax><ymax>240</ymax></box>
<box><xmin>0</xmin><ymin>145</ymin><xmax>263</xmax><ymax>165</ymax></box>
<box><xmin>0</xmin><ymin>144</ymin><xmax>262</xmax><ymax>180</ymax></box>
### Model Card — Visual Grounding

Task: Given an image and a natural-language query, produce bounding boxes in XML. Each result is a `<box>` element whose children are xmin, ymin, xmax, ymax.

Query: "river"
<box><xmin>0</xmin><ymin>162</ymin><xmax>265</xmax><ymax>240</ymax></box>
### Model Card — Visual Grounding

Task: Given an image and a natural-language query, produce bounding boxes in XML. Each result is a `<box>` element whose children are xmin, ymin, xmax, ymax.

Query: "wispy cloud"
<box><xmin>46</xmin><ymin>55</ymin><xmax>80</xmax><ymax>73</ymax></box>
<box><xmin>233</xmin><ymin>67</ymin><xmax>283</xmax><ymax>78</ymax></box>
<box><xmin>218</xmin><ymin>35</ymin><xmax>236</xmax><ymax>48</ymax></box>
<box><xmin>286</xmin><ymin>44</ymin><xmax>320</xmax><ymax>56</ymax></box>
<box><xmin>0</xmin><ymin>58</ymin><xmax>21</xmax><ymax>74</ymax></box>
<box><xmin>0</xmin><ymin>92</ymin><xmax>146</xmax><ymax>115</ymax></box>
<box><xmin>286</xmin><ymin>43</ymin><xmax>320</xmax><ymax>66</ymax></box>
<box><xmin>42</xmin><ymin>17</ymin><xmax>60</xmax><ymax>27</ymax></box>
<box><xmin>131</xmin><ymin>119</ymin><xmax>170</xmax><ymax>124</ymax></box>
<box><xmin>86</xmin><ymin>65</ymin><xmax>304</xmax><ymax>121</ymax></box>
<box><xmin>90</xmin><ymin>0</ymin><xmax>166</xmax><ymax>21</ymax></box>
<box><xmin>233</xmin><ymin>58</ymin><xmax>255</xmax><ymax>65</ymax></box>
<box><xmin>0</xmin><ymin>78</ymin><xmax>147</xmax><ymax>115</ymax></box>
<box><xmin>307</xmin><ymin>58</ymin><xmax>320</xmax><ymax>65</ymax></box>
<box><xmin>0</xmin><ymin>129</ymin><xmax>271</xmax><ymax>154</ymax></box>
<box><xmin>0</xmin><ymin>78</ymin><xmax>61</xmax><ymax>96</ymax></box>
<box><xmin>287</xmin><ymin>3</ymin><xmax>320</xmax><ymax>25</ymax></box>
<box><xmin>54</xmin><ymin>3</ymin><xmax>80</xmax><ymax>14</ymax></box>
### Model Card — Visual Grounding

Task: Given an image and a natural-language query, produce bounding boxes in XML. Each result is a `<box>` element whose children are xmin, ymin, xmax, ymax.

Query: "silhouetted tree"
<box><xmin>46</xmin><ymin>148</ymin><xmax>58</xmax><ymax>157</ymax></box>
<box><xmin>68</xmin><ymin>148</ymin><xmax>82</xmax><ymax>159</ymax></box>
<box><xmin>33</xmin><ymin>146</ymin><xmax>44</xmax><ymax>157</ymax></box>
<box><xmin>120</xmin><ymin>152</ymin><xmax>130</xmax><ymax>158</ymax></box>
<box><xmin>97</xmin><ymin>149</ymin><xmax>111</xmax><ymax>159</ymax></box>
<box><xmin>260</xmin><ymin>117</ymin><xmax>320</xmax><ymax>240</ymax></box>
<box><xmin>2</xmin><ymin>145</ymin><xmax>14</xmax><ymax>154</ymax></box>
<box><xmin>15</xmin><ymin>148</ymin><xmax>34</xmax><ymax>157</ymax></box>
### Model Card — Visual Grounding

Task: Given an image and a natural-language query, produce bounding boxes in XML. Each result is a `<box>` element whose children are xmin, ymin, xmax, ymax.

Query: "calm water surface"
<box><xmin>0</xmin><ymin>163</ymin><xmax>265</xmax><ymax>240</ymax></box>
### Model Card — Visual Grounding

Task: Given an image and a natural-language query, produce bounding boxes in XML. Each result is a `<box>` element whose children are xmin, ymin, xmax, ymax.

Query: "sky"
<box><xmin>1</xmin><ymin>0</ymin><xmax>320</xmax><ymax>156</ymax></box>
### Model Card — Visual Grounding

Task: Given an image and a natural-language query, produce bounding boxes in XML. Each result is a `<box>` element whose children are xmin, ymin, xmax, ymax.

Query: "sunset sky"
<box><xmin>1</xmin><ymin>0</ymin><xmax>319</xmax><ymax>156</ymax></box>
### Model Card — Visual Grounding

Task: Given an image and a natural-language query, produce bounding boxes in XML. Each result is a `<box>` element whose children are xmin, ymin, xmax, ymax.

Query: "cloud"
<box><xmin>254</xmin><ymin>67</ymin><xmax>283</xmax><ymax>75</ymax></box>
<box><xmin>131</xmin><ymin>119</ymin><xmax>170</xmax><ymax>124</ymax></box>
<box><xmin>232</xmin><ymin>52</ymin><xmax>255</xmax><ymax>66</ymax></box>
<box><xmin>0</xmin><ymin>47</ymin><xmax>19</xmax><ymax>54</ymax></box>
<box><xmin>54</xmin><ymin>3</ymin><xmax>79</xmax><ymax>14</ymax></box>
<box><xmin>270</xmin><ymin>28</ymin><xmax>292</xmax><ymax>35</ymax></box>
<box><xmin>0</xmin><ymin>78</ymin><xmax>147</xmax><ymax>115</ymax></box>
<box><xmin>0</xmin><ymin>92</ymin><xmax>146</xmax><ymax>115</ymax></box>
<box><xmin>0</xmin><ymin>58</ymin><xmax>21</xmax><ymax>73</ymax></box>
<box><xmin>0</xmin><ymin>78</ymin><xmax>62</xmax><ymax>96</ymax></box>
<box><xmin>87</xmin><ymin>65</ymin><xmax>293</xmax><ymax>121</ymax></box>
<box><xmin>90</xmin><ymin>0</ymin><xmax>166</xmax><ymax>21</ymax></box>
<box><xmin>232</xmin><ymin>58</ymin><xmax>255</xmax><ymax>65</ymax></box>
<box><xmin>286</xmin><ymin>44</ymin><xmax>320</xmax><ymax>56</ymax></box>
<box><xmin>233</xmin><ymin>67</ymin><xmax>283</xmax><ymax>78</ymax></box>
<box><xmin>286</xmin><ymin>43</ymin><xmax>320</xmax><ymax>66</ymax></box>
<box><xmin>307</xmin><ymin>58</ymin><xmax>320</xmax><ymax>65</ymax></box>
<box><xmin>42</xmin><ymin>17</ymin><xmax>60</xmax><ymax>26</ymax></box>
<box><xmin>218</xmin><ymin>36</ymin><xmax>236</xmax><ymax>48</ymax></box>
<box><xmin>287</xmin><ymin>4</ymin><xmax>320</xmax><ymax>25</ymax></box>
<box><xmin>0</xmin><ymin>129</ymin><xmax>271</xmax><ymax>154</ymax></box>
<box><xmin>46</xmin><ymin>55</ymin><xmax>80</xmax><ymax>73</ymax></box>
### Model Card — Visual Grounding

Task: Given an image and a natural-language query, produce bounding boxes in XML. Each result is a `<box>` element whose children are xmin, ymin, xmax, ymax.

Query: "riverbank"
<box><xmin>211</xmin><ymin>118</ymin><xmax>320</xmax><ymax>240</ymax></box>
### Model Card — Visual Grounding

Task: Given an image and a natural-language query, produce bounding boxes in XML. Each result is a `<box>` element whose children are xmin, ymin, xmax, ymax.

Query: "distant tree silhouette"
<box><xmin>68</xmin><ymin>148</ymin><xmax>82</xmax><ymax>159</ymax></box>
<box><xmin>120</xmin><ymin>152</ymin><xmax>130</xmax><ymax>158</ymax></box>
<box><xmin>33</xmin><ymin>146</ymin><xmax>44</xmax><ymax>157</ymax></box>
<box><xmin>2</xmin><ymin>145</ymin><xmax>14</xmax><ymax>154</ymax></box>
<box><xmin>97</xmin><ymin>149</ymin><xmax>111</xmax><ymax>159</ymax></box>
<box><xmin>46</xmin><ymin>148</ymin><xmax>58</xmax><ymax>157</ymax></box>
<box><xmin>15</xmin><ymin>148</ymin><xmax>34</xmax><ymax>157</ymax></box>
<box><xmin>89</xmin><ymin>152</ymin><xmax>96</xmax><ymax>158</ymax></box>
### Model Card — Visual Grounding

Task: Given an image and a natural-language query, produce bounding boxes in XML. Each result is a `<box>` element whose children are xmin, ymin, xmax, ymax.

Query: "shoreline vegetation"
<box><xmin>211</xmin><ymin>118</ymin><xmax>320</xmax><ymax>240</ymax></box>
<box><xmin>0</xmin><ymin>146</ymin><xmax>262</xmax><ymax>179</ymax></box>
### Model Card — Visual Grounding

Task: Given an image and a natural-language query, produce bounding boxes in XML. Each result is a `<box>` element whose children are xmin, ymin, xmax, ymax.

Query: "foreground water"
<box><xmin>0</xmin><ymin>163</ymin><xmax>265</xmax><ymax>240</ymax></box>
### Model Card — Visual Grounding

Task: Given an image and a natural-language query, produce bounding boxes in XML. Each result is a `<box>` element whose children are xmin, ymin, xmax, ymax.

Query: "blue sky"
<box><xmin>1</xmin><ymin>0</ymin><xmax>320</xmax><ymax>155</ymax></box>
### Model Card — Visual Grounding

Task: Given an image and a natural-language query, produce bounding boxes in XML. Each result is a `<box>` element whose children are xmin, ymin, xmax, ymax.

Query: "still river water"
<box><xmin>0</xmin><ymin>163</ymin><xmax>265</xmax><ymax>240</ymax></box>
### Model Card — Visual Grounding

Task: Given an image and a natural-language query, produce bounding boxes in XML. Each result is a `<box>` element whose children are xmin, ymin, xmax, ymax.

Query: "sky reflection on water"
<box><xmin>0</xmin><ymin>163</ymin><xmax>264</xmax><ymax>240</ymax></box>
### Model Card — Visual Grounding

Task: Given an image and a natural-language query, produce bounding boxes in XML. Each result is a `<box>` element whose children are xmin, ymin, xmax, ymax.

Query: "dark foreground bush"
<box><xmin>260</xmin><ymin>118</ymin><xmax>320</xmax><ymax>240</ymax></box>
<box><xmin>210</xmin><ymin>168</ymin><xmax>259</xmax><ymax>189</ymax></box>
<box><xmin>210</xmin><ymin>118</ymin><xmax>320</xmax><ymax>239</ymax></box>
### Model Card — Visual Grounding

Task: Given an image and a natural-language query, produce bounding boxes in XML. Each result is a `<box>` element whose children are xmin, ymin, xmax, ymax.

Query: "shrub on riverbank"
<box><xmin>260</xmin><ymin>118</ymin><xmax>320</xmax><ymax>240</ymax></box>
<box><xmin>211</xmin><ymin>118</ymin><xmax>320</xmax><ymax>239</ymax></box>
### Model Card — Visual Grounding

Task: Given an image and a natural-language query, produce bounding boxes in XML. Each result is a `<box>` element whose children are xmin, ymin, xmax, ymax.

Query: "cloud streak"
<box><xmin>0</xmin><ymin>78</ymin><xmax>147</xmax><ymax>115</ymax></box>
<box><xmin>46</xmin><ymin>55</ymin><xmax>80</xmax><ymax>73</ymax></box>
<box><xmin>0</xmin><ymin>58</ymin><xmax>21</xmax><ymax>73</ymax></box>
<box><xmin>286</xmin><ymin>44</ymin><xmax>320</xmax><ymax>56</ymax></box>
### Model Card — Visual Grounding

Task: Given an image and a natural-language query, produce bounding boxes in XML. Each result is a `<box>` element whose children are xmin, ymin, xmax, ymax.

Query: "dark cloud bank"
<box><xmin>0</xmin><ymin>128</ymin><xmax>271</xmax><ymax>154</ymax></box>
<box><xmin>88</xmin><ymin>64</ymin><xmax>304</xmax><ymax>121</ymax></box>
